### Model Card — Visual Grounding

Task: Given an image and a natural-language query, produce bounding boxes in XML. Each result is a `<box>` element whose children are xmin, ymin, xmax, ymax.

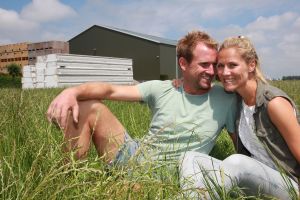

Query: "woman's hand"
<box><xmin>172</xmin><ymin>78</ymin><xmax>184</xmax><ymax>88</ymax></box>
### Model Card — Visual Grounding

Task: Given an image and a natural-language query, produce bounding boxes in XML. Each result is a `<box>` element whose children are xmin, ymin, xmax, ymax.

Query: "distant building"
<box><xmin>0</xmin><ymin>41</ymin><xmax>69</xmax><ymax>73</ymax></box>
<box><xmin>0</xmin><ymin>42</ymin><xmax>29</xmax><ymax>73</ymax></box>
<box><xmin>69</xmin><ymin>25</ymin><xmax>178</xmax><ymax>81</ymax></box>
<box><xmin>28</xmin><ymin>41</ymin><xmax>69</xmax><ymax>65</ymax></box>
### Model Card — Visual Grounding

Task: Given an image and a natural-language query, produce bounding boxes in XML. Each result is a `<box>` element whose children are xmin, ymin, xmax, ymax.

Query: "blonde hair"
<box><xmin>219</xmin><ymin>36</ymin><xmax>267</xmax><ymax>83</ymax></box>
<box><xmin>177</xmin><ymin>30</ymin><xmax>218</xmax><ymax>63</ymax></box>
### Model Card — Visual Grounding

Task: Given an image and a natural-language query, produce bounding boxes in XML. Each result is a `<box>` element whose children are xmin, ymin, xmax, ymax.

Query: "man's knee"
<box><xmin>76</xmin><ymin>100</ymin><xmax>108</xmax><ymax>121</ymax></box>
<box><xmin>64</xmin><ymin>100</ymin><xmax>105</xmax><ymax>132</ymax></box>
<box><xmin>78</xmin><ymin>100</ymin><xmax>103</xmax><ymax>114</ymax></box>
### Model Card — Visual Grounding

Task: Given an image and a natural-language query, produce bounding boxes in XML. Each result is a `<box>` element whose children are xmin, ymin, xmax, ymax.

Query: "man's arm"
<box><xmin>46</xmin><ymin>82</ymin><xmax>142</xmax><ymax>129</ymax></box>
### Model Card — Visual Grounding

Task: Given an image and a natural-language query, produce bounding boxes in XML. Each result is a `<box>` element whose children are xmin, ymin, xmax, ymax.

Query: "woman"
<box><xmin>180</xmin><ymin>36</ymin><xmax>300</xmax><ymax>199</ymax></box>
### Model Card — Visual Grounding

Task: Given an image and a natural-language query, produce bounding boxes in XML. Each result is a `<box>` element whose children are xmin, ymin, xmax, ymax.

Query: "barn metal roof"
<box><xmin>70</xmin><ymin>25</ymin><xmax>178</xmax><ymax>46</ymax></box>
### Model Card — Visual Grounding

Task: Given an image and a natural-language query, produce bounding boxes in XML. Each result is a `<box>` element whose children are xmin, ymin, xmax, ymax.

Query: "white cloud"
<box><xmin>40</xmin><ymin>31</ymin><xmax>68</xmax><ymax>41</ymax></box>
<box><xmin>246</xmin><ymin>12</ymin><xmax>298</xmax><ymax>31</ymax></box>
<box><xmin>0</xmin><ymin>8</ymin><xmax>38</xmax><ymax>31</ymax></box>
<box><xmin>282</xmin><ymin>33</ymin><xmax>300</xmax><ymax>44</ymax></box>
<box><xmin>243</xmin><ymin>12</ymin><xmax>300</xmax><ymax>78</ymax></box>
<box><xmin>245</xmin><ymin>31</ymin><xmax>267</xmax><ymax>44</ymax></box>
<box><xmin>294</xmin><ymin>17</ymin><xmax>300</xmax><ymax>28</ymax></box>
<box><xmin>0</xmin><ymin>0</ymin><xmax>78</xmax><ymax>44</ymax></box>
<box><xmin>207</xmin><ymin>11</ymin><xmax>300</xmax><ymax>78</ymax></box>
<box><xmin>20</xmin><ymin>0</ymin><xmax>76</xmax><ymax>23</ymax></box>
<box><xmin>0</xmin><ymin>8</ymin><xmax>38</xmax><ymax>44</ymax></box>
<box><xmin>278</xmin><ymin>33</ymin><xmax>300</xmax><ymax>58</ymax></box>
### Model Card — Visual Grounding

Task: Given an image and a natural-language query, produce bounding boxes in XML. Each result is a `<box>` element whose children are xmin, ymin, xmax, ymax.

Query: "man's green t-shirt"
<box><xmin>137</xmin><ymin>80</ymin><xmax>237</xmax><ymax>161</ymax></box>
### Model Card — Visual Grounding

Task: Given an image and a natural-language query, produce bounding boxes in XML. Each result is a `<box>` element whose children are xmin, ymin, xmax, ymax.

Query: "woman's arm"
<box><xmin>268</xmin><ymin>97</ymin><xmax>300</xmax><ymax>164</ymax></box>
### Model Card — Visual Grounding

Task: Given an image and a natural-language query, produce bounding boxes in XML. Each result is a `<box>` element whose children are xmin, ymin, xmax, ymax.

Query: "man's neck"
<box><xmin>183</xmin><ymin>84</ymin><xmax>211</xmax><ymax>95</ymax></box>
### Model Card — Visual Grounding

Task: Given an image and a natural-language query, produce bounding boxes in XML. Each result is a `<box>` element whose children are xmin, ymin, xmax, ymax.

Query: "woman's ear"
<box><xmin>179</xmin><ymin>57</ymin><xmax>188</xmax><ymax>71</ymax></box>
<box><xmin>248</xmin><ymin>60</ymin><xmax>256</xmax><ymax>73</ymax></box>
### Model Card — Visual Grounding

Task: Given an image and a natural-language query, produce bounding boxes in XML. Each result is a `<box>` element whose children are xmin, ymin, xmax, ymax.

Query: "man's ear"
<box><xmin>179</xmin><ymin>57</ymin><xmax>188</xmax><ymax>71</ymax></box>
<box><xmin>248</xmin><ymin>60</ymin><xmax>256</xmax><ymax>73</ymax></box>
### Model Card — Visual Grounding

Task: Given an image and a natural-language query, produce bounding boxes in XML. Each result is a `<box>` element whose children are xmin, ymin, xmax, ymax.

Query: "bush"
<box><xmin>0</xmin><ymin>75</ymin><xmax>21</xmax><ymax>88</ymax></box>
<box><xmin>6</xmin><ymin>63</ymin><xmax>22</xmax><ymax>78</ymax></box>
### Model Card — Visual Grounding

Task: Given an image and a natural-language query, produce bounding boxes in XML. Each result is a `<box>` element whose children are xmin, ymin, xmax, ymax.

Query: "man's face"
<box><xmin>180</xmin><ymin>42</ymin><xmax>217</xmax><ymax>94</ymax></box>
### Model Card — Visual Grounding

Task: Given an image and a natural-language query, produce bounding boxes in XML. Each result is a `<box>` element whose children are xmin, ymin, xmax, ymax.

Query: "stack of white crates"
<box><xmin>22</xmin><ymin>65</ymin><xmax>36</xmax><ymax>89</ymax></box>
<box><xmin>22</xmin><ymin>54</ymin><xmax>133</xmax><ymax>89</ymax></box>
<box><xmin>36</xmin><ymin>62</ymin><xmax>47</xmax><ymax>88</ymax></box>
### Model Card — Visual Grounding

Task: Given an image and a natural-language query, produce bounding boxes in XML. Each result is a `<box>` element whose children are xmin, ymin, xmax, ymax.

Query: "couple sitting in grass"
<box><xmin>47</xmin><ymin>30</ymin><xmax>300</xmax><ymax>199</ymax></box>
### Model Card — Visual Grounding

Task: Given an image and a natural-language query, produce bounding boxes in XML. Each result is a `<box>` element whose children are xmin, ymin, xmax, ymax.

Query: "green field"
<box><xmin>0</xmin><ymin>78</ymin><xmax>299</xmax><ymax>199</ymax></box>
<box><xmin>0</xmin><ymin>75</ymin><xmax>21</xmax><ymax>88</ymax></box>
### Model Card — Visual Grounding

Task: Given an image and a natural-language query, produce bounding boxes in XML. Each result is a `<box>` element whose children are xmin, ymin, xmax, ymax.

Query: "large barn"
<box><xmin>68</xmin><ymin>25</ymin><xmax>178</xmax><ymax>81</ymax></box>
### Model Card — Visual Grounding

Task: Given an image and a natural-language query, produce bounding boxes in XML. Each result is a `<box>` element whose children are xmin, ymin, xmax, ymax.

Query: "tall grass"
<box><xmin>0</xmin><ymin>88</ymin><xmax>182</xmax><ymax>199</ymax></box>
<box><xmin>272</xmin><ymin>80</ymin><xmax>300</xmax><ymax>110</ymax></box>
<box><xmin>0</xmin><ymin>80</ymin><xmax>299</xmax><ymax>199</ymax></box>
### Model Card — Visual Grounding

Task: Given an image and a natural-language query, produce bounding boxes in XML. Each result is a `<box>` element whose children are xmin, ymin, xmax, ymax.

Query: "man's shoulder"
<box><xmin>139</xmin><ymin>80</ymin><xmax>171</xmax><ymax>85</ymax></box>
<box><xmin>138</xmin><ymin>80</ymin><xmax>172</xmax><ymax>90</ymax></box>
<box><xmin>137</xmin><ymin>80</ymin><xmax>174</xmax><ymax>99</ymax></box>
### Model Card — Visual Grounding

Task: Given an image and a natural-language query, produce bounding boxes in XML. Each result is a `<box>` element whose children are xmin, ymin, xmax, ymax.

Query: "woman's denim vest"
<box><xmin>235</xmin><ymin>81</ymin><xmax>300</xmax><ymax>182</ymax></box>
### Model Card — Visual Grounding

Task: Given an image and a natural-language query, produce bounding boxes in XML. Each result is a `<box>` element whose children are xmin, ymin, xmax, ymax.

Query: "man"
<box><xmin>46</xmin><ymin>30</ymin><xmax>236</xmax><ymax>165</ymax></box>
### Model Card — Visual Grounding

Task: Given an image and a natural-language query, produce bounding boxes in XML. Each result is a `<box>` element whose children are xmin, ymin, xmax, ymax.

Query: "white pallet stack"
<box><xmin>36</xmin><ymin>62</ymin><xmax>47</xmax><ymax>88</ymax></box>
<box><xmin>22</xmin><ymin>65</ymin><xmax>36</xmax><ymax>89</ymax></box>
<box><xmin>22</xmin><ymin>54</ymin><xmax>133</xmax><ymax>89</ymax></box>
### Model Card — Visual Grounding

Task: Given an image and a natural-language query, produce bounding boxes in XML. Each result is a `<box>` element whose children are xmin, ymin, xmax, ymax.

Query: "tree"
<box><xmin>282</xmin><ymin>75</ymin><xmax>300</xmax><ymax>80</ymax></box>
<box><xmin>6</xmin><ymin>63</ymin><xmax>22</xmax><ymax>78</ymax></box>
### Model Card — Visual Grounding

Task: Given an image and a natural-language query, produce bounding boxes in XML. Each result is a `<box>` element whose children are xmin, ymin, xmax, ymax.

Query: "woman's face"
<box><xmin>217</xmin><ymin>47</ymin><xmax>253</xmax><ymax>92</ymax></box>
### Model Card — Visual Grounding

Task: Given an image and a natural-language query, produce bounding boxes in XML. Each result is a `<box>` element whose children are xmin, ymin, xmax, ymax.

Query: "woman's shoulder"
<box><xmin>258</xmin><ymin>82</ymin><xmax>289</xmax><ymax>101</ymax></box>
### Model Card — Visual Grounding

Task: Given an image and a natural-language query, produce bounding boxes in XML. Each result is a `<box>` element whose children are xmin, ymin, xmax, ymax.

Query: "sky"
<box><xmin>1</xmin><ymin>0</ymin><xmax>300</xmax><ymax>79</ymax></box>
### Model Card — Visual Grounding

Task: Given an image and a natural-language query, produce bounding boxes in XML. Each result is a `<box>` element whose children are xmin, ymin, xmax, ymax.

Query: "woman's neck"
<box><xmin>237</xmin><ymin>79</ymin><xmax>257</xmax><ymax>106</ymax></box>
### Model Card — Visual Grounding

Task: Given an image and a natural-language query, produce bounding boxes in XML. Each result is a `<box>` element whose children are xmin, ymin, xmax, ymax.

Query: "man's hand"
<box><xmin>46</xmin><ymin>88</ymin><xmax>79</xmax><ymax>129</ymax></box>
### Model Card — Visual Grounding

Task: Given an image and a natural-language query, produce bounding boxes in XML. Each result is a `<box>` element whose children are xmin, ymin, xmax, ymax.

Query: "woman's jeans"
<box><xmin>179</xmin><ymin>152</ymin><xmax>299</xmax><ymax>199</ymax></box>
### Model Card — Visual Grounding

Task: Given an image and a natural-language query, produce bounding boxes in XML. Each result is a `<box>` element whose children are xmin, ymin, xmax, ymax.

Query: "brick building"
<box><xmin>0</xmin><ymin>41</ymin><xmax>69</xmax><ymax>73</ymax></box>
<box><xmin>28</xmin><ymin>41</ymin><xmax>69</xmax><ymax>65</ymax></box>
<box><xmin>0</xmin><ymin>42</ymin><xmax>29</xmax><ymax>73</ymax></box>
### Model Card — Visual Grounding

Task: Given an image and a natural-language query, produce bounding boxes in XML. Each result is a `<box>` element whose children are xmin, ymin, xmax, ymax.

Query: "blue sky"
<box><xmin>1</xmin><ymin>0</ymin><xmax>300</xmax><ymax>78</ymax></box>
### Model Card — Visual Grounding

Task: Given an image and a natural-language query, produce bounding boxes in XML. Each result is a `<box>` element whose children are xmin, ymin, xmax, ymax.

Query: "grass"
<box><xmin>0</xmin><ymin>88</ymin><xmax>182</xmax><ymax>199</ymax></box>
<box><xmin>0</xmin><ymin>78</ymin><xmax>299</xmax><ymax>199</ymax></box>
<box><xmin>0</xmin><ymin>75</ymin><xmax>21</xmax><ymax>88</ymax></box>
<box><xmin>272</xmin><ymin>80</ymin><xmax>300</xmax><ymax>109</ymax></box>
